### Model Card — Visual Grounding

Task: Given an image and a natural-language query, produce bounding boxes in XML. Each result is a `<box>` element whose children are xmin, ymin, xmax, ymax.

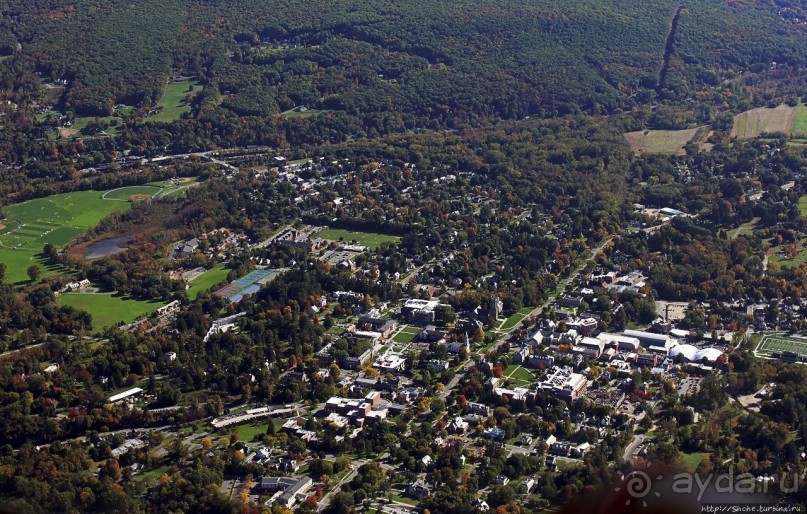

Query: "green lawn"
<box><xmin>69</xmin><ymin>115</ymin><xmax>124</xmax><ymax>135</ymax></box>
<box><xmin>146</xmin><ymin>80</ymin><xmax>201</xmax><ymax>123</ymax></box>
<box><xmin>135</xmin><ymin>464</ymin><xmax>171</xmax><ymax>482</ymax></box>
<box><xmin>680</xmin><ymin>452</ymin><xmax>710</xmax><ymax>473</ymax></box>
<box><xmin>326</xmin><ymin>326</ymin><xmax>346</xmax><ymax>335</ymax></box>
<box><xmin>504</xmin><ymin>364</ymin><xmax>535</xmax><ymax>384</ymax></box>
<box><xmin>58</xmin><ymin>293</ymin><xmax>166</xmax><ymax>330</ymax></box>
<box><xmin>770</xmin><ymin>241</ymin><xmax>807</xmax><ymax>269</ymax></box>
<box><xmin>499</xmin><ymin>308</ymin><xmax>534</xmax><ymax>331</ymax></box>
<box><xmin>187</xmin><ymin>267</ymin><xmax>230</xmax><ymax>299</ymax></box>
<box><xmin>729</xmin><ymin>217</ymin><xmax>760</xmax><ymax>239</ymax></box>
<box><xmin>230</xmin><ymin>422</ymin><xmax>270</xmax><ymax>441</ymax></box>
<box><xmin>799</xmin><ymin>195</ymin><xmax>807</xmax><ymax>218</ymax></box>
<box><xmin>0</xmin><ymin>190</ymin><xmax>135</xmax><ymax>283</ymax></box>
<box><xmin>317</xmin><ymin>227</ymin><xmax>400</xmax><ymax>251</ymax></box>
<box><xmin>393</xmin><ymin>330</ymin><xmax>419</xmax><ymax>343</ymax></box>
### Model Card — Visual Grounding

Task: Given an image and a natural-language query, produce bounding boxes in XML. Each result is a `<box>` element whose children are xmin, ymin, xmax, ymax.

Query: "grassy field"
<box><xmin>317</xmin><ymin>227</ymin><xmax>400</xmax><ymax>251</ymax></box>
<box><xmin>756</xmin><ymin>334</ymin><xmax>807</xmax><ymax>356</ymax></box>
<box><xmin>504</xmin><ymin>364</ymin><xmax>535</xmax><ymax>385</ymax></box>
<box><xmin>624</xmin><ymin>126</ymin><xmax>710</xmax><ymax>155</ymax></box>
<box><xmin>0</xmin><ymin>190</ymin><xmax>135</xmax><ymax>283</ymax></box>
<box><xmin>769</xmin><ymin>240</ymin><xmax>807</xmax><ymax>269</ymax></box>
<box><xmin>729</xmin><ymin>218</ymin><xmax>760</xmax><ymax>239</ymax></box>
<box><xmin>69</xmin><ymin>115</ymin><xmax>124</xmax><ymax>136</ymax></box>
<box><xmin>499</xmin><ymin>307</ymin><xmax>534</xmax><ymax>331</ymax></box>
<box><xmin>680</xmin><ymin>452</ymin><xmax>710</xmax><ymax>473</ymax></box>
<box><xmin>187</xmin><ymin>267</ymin><xmax>230</xmax><ymax>299</ymax></box>
<box><xmin>102</xmin><ymin>185</ymin><xmax>163</xmax><ymax>201</ymax></box>
<box><xmin>146</xmin><ymin>80</ymin><xmax>201</xmax><ymax>123</ymax></box>
<box><xmin>135</xmin><ymin>464</ymin><xmax>171</xmax><ymax>482</ymax></box>
<box><xmin>58</xmin><ymin>293</ymin><xmax>166</xmax><ymax>330</ymax></box>
<box><xmin>230</xmin><ymin>422</ymin><xmax>270</xmax><ymax>441</ymax></box>
<box><xmin>792</xmin><ymin>102</ymin><xmax>807</xmax><ymax>136</ymax></box>
<box><xmin>392</xmin><ymin>327</ymin><xmax>420</xmax><ymax>344</ymax></box>
<box><xmin>731</xmin><ymin>105</ymin><xmax>795</xmax><ymax>139</ymax></box>
<box><xmin>799</xmin><ymin>196</ymin><xmax>807</xmax><ymax>218</ymax></box>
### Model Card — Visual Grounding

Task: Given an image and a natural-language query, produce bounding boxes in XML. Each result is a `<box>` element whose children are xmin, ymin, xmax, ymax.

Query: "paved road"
<box><xmin>317</xmin><ymin>460</ymin><xmax>367</xmax><ymax>512</ymax></box>
<box><xmin>439</xmin><ymin>236</ymin><xmax>615</xmax><ymax>402</ymax></box>
<box><xmin>622</xmin><ymin>434</ymin><xmax>648</xmax><ymax>461</ymax></box>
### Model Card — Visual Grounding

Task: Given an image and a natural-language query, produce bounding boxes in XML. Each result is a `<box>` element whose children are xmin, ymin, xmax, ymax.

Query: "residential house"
<box><xmin>468</xmin><ymin>402</ymin><xmax>492</xmax><ymax>417</ymax></box>
<box><xmin>493</xmin><ymin>475</ymin><xmax>510</xmax><ymax>486</ymax></box>
<box><xmin>407</xmin><ymin>479</ymin><xmax>433</xmax><ymax>499</ymax></box>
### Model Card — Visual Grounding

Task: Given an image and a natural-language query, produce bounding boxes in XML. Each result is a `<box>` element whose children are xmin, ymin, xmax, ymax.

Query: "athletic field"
<box><xmin>756</xmin><ymin>334</ymin><xmax>807</xmax><ymax>357</ymax></box>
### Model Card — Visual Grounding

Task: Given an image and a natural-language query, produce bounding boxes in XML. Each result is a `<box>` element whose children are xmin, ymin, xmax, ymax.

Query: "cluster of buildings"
<box><xmin>520</xmin><ymin>323</ymin><xmax>725</xmax><ymax>376</ymax></box>
<box><xmin>171</xmin><ymin>228</ymin><xmax>246</xmax><ymax>261</ymax></box>
<box><xmin>56</xmin><ymin>279</ymin><xmax>90</xmax><ymax>295</ymax></box>
<box><xmin>260</xmin><ymin>476</ymin><xmax>313</xmax><ymax>509</ymax></box>
<box><xmin>323</xmin><ymin>391</ymin><xmax>392</xmax><ymax>427</ymax></box>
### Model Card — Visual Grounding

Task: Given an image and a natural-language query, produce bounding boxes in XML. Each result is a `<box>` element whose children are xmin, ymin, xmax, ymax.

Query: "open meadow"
<box><xmin>793</xmin><ymin>102</ymin><xmax>807</xmax><ymax>136</ymax></box>
<box><xmin>624</xmin><ymin>126</ymin><xmax>710</xmax><ymax>155</ymax></box>
<box><xmin>731</xmin><ymin>105</ymin><xmax>795</xmax><ymax>139</ymax></box>
<box><xmin>57</xmin><ymin>293</ymin><xmax>166</xmax><ymax>330</ymax></box>
<box><xmin>146</xmin><ymin>80</ymin><xmax>201</xmax><ymax>123</ymax></box>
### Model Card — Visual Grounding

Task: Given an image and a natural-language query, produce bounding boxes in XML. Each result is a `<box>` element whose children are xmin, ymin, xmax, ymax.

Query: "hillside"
<box><xmin>1</xmin><ymin>0</ymin><xmax>805</xmax><ymax>121</ymax></box>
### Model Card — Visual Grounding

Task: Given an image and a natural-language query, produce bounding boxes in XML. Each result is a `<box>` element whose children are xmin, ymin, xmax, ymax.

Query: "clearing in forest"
<box><xmin>731</xmin><ymin>105</ymin><xmax>795</xmax><ymax>139</ymax></box>
<box><xmin>792</xmin><ymin>102</ymin><xmax>807</xmax><ymax>136</ymax></box>
<box><xmin>624</xmin><ymin>126</ymin><xmax>711</xmax><ymax>155</ymax></box>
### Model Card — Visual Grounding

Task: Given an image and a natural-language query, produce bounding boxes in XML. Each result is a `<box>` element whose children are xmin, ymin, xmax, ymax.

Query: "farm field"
<box><xmin>317</xmin><ymin>227</ymin><xmax>400</xmax><ymax>251</ymax></box>
<box><xmin>58</xmin><ymin>292</ymin><xmax>166</xmax><ymax>330</ymax></box>
<box><xmin>756</xmin><ymin>334</ymin><xmax>807</xmax><ymax>357</ymax></box>
<box><xmin>731</xmin><ymin>105</ymin><xmax>795</xmax><ymax>139</ymax></box>
<box><xmin>624</xmin><ymin>126</ymin><xmax>710</xmax><ymax>155</ymax></box>
<box><xmin>792</xmin><ymin>102</ymin><xmax>807</xmax><ymax>136</ymax></box>
<box><xmin>187</xmin><ymin>267</ymin><xmax>230</xmax><ymax>299</ymax></box>
<box><xmin>146</xmin><ymin>80</ymin><xmax>201</xmax><ymax>123</ymax></box>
